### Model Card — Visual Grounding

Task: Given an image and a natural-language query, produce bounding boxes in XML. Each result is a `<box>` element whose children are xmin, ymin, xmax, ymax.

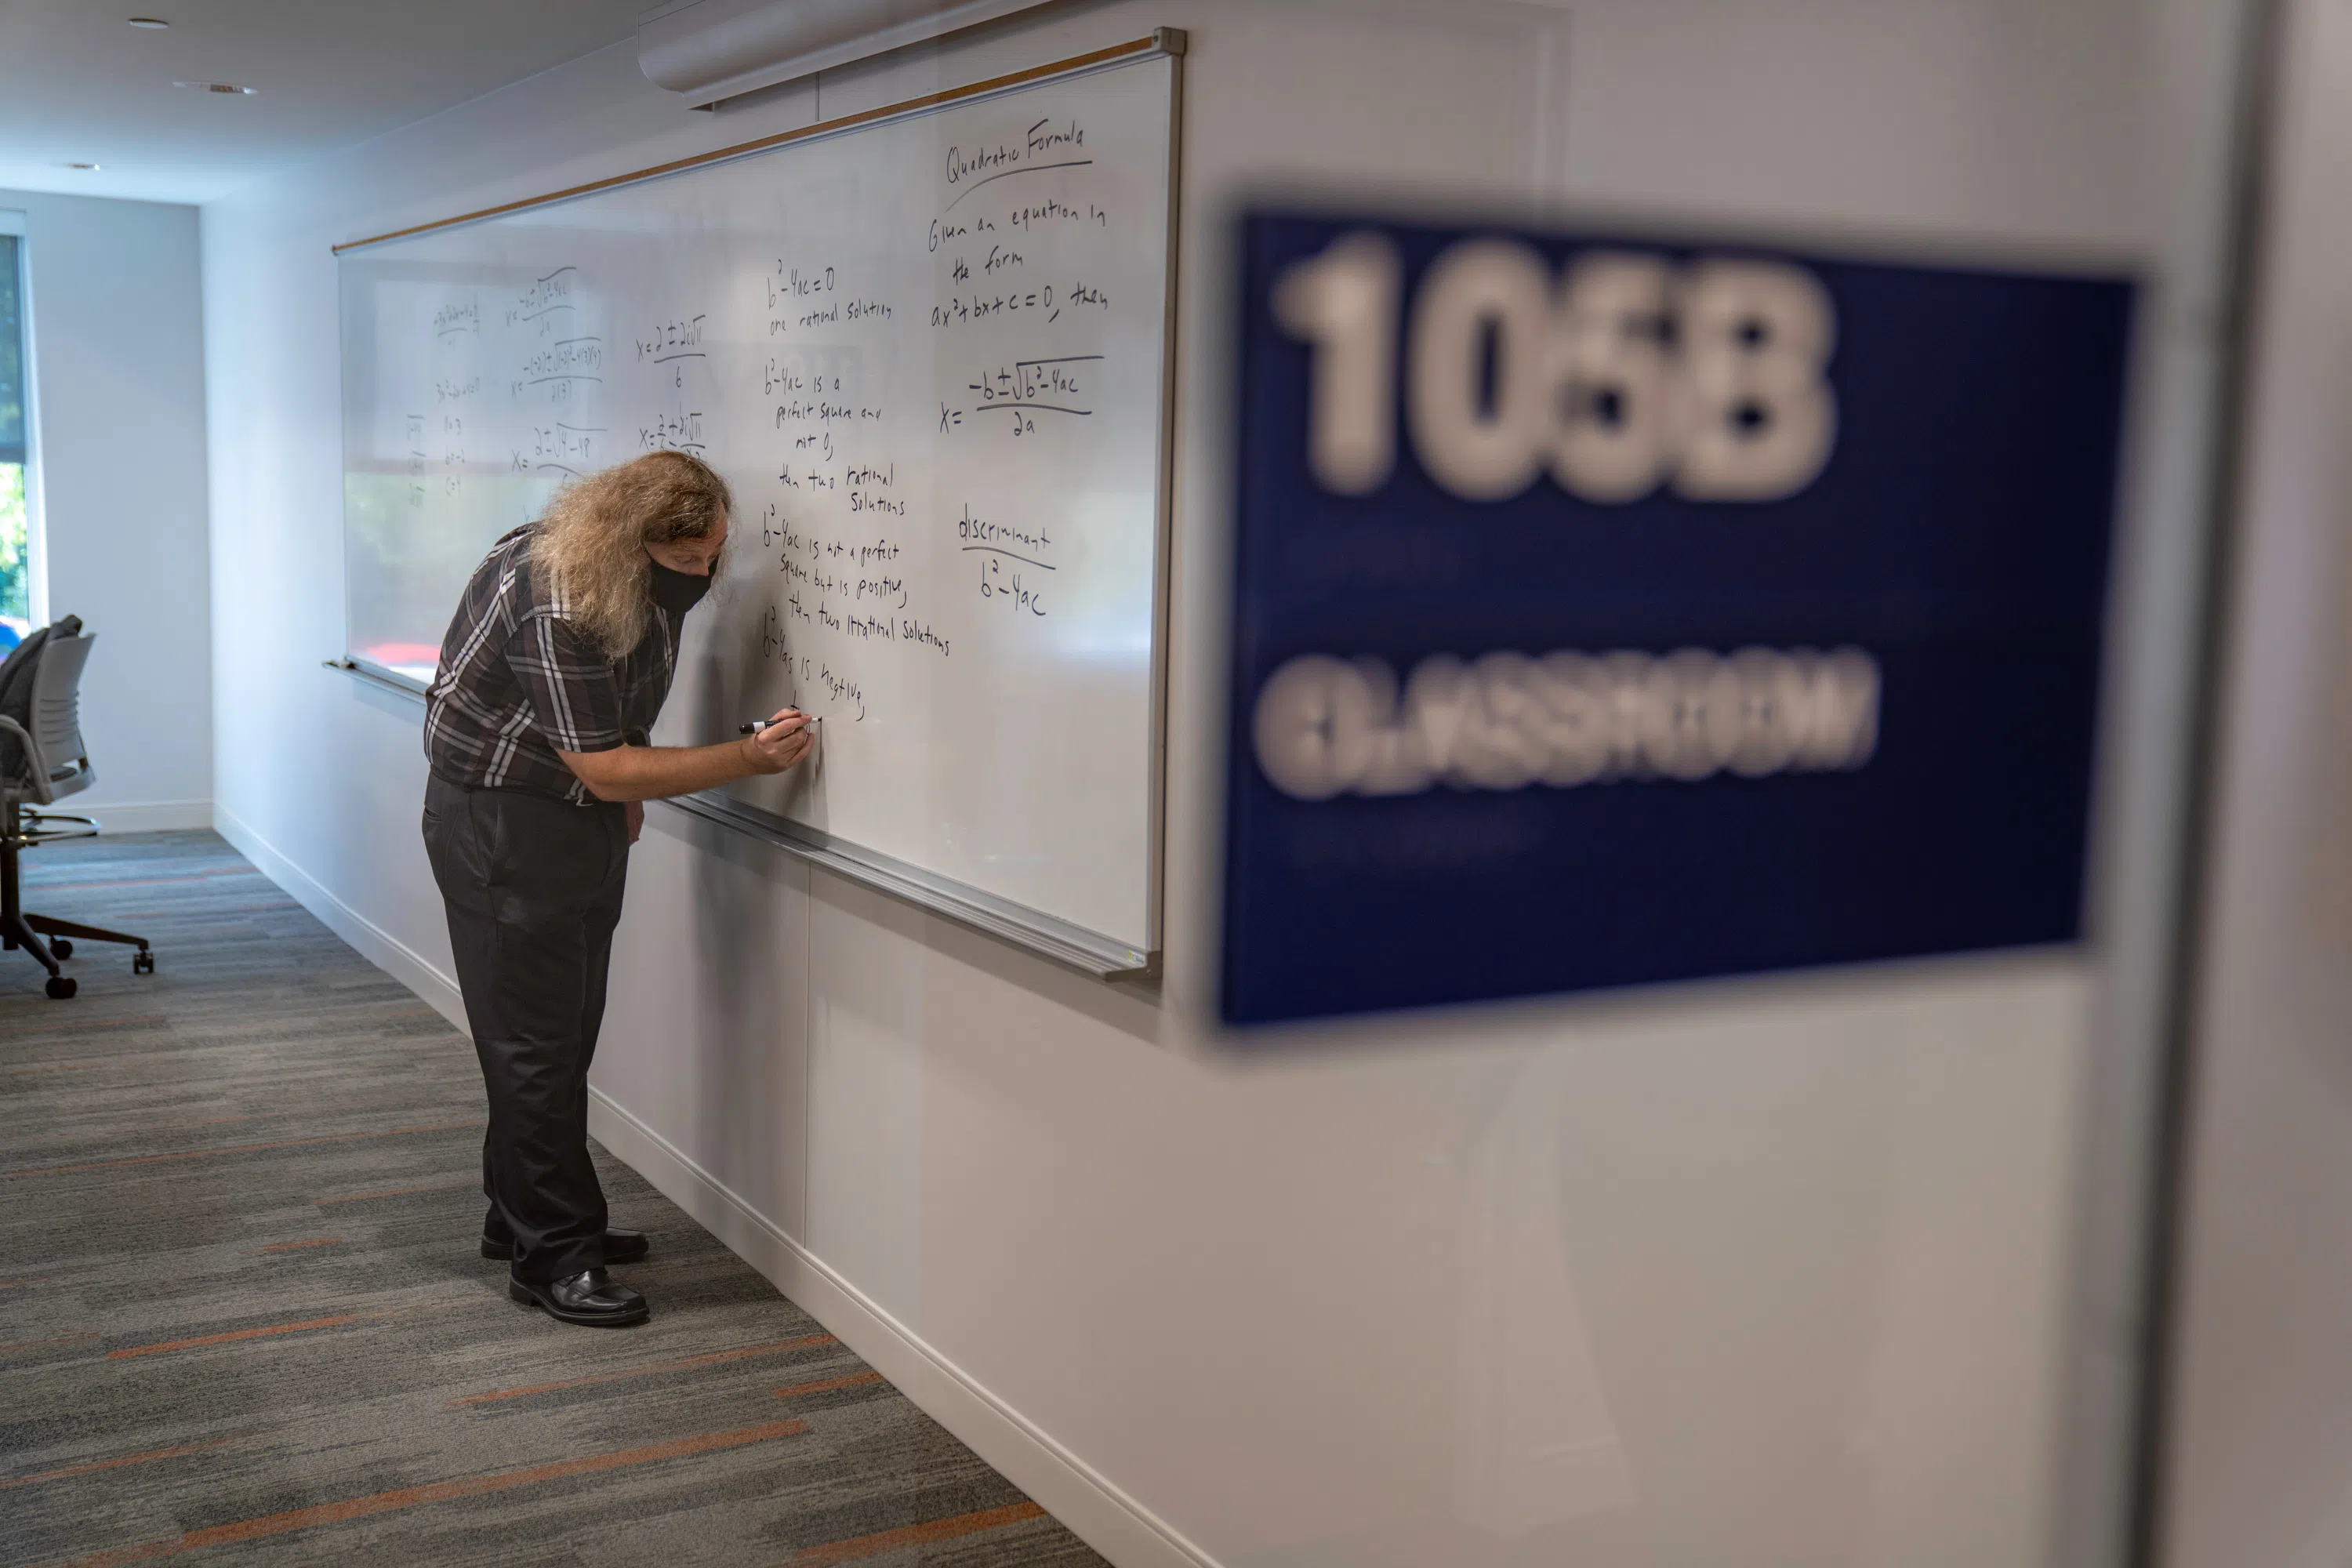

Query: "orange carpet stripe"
<box><xmin>449</xmin><ymin>1333</ymin><xmax>837</xmax><ymax>1406</ymax></box>
<box><xmin>772</xmin><ymin>1370</ymin><xmax>884</xmax><ymax>1399</ymax></box>
<box><xmin>7</xmin><ymin>1122</ymin><xmax>476</xmax><ymax>1178</ymax></box>
<box><xmin>16</xmin><ymin>1113</ymin><xmax>255</xmax><ymax>1150</ymax></box>
<box><xmin>109</xmin><ymin>1314</ymin><xmax>358</xmax><ymax>1360</ymax></box>
<box><xmin>0</xmin><ymin>1438</ymin><xmax>233</xmax><ymax>1490</ymax></box>
<box><xmin>790</xmin><ymin>1501</ymin><xmax>1047</xmax><ymax>1566</ymax></box>
<box><xmin>60</xmin><ymin>1419</ymin><xmax>808</xmax><ymax>1568</ymax></box>
<box><xmin>313</xmin><ymin>1179</ymin><xmax>475</xmax><ymax>1206</ymax></box>
<box><xmin>245</xmin><ymin>1238</ymin><xmax>341</xmax><ymax>1254</ymax></box>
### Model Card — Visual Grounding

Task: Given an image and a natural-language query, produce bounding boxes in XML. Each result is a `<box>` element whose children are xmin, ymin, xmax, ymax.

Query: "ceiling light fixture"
<box><xmin>64</xmin><ymin>162</ymin><xmax>102</xmax><ymax>170</ymax></box>
<box><xmin>128</xmin><ymin>16</ymin><xmax>170</xmax><ymax>27</ymax></box>
<box><xmin>174</xmin><ymin>81</ymin><xmax>256</xmax><ymax>95</ymax></box>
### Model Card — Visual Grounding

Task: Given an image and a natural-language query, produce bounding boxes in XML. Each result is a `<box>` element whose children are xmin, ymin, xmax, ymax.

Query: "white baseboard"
<box><xmin>74</xmin><ymin>799</ymin><xmax>216</xmax><ymax>833</ymax></box>
<box><xmin>212</xmin><ymin>804</ymin><xmax>468</xmax><ymax>1034</ymax></box>
<box><xmin>586</xmin><ymin>1089</ymin><xmax>1219</xmax><ymax>1568</ymax></box>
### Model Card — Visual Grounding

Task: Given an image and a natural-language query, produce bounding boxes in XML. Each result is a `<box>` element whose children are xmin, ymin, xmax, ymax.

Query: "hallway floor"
<box><xmin>1</xmin><ymin>829</ymin><xmax>1103</xmax><ymax>1568</ymax></box>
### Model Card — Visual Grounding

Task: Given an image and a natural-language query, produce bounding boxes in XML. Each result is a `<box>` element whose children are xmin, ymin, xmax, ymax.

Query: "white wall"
<box><xmin>200</xmin><ymin>3</ymin><xmax>2228</xmax><ymax>1564</ymax></box>
<box><xmin>2157</xmin><ymin>0</ymin><xmax>2352</xmax><ymax>1560</ymax></box>
<box><xmin>2</xmin><ymin>188</ymin><xmax>212</xmax><ymax>829</ymax></box>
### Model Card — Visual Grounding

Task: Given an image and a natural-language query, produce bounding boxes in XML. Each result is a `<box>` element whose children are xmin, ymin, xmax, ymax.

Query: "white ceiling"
<box><xmin>0</xmin><ymin>0</ymin><xmax>650</xmax><ymax>205</ymax></box>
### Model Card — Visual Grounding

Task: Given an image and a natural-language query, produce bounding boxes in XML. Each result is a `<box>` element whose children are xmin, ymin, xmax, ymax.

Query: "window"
<box><xmin>0</xmin><ymin>230</ymin><xmax>27</xmax><ymax>644</ymax></box>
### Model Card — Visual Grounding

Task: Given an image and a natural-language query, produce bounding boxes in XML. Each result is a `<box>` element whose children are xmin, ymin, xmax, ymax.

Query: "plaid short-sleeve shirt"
<box><xmin>423</xmin><ymin>526</ymin><xmax>678</xmax><ymax>804</ymax></box>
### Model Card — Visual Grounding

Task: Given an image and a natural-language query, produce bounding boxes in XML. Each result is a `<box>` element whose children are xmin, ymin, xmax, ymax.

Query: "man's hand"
<box><xmin>626</xmin><ymin>800</ymin><xmax>644</xmax><ymax>844</ymax></box>
<box><xmin>559</xmin><ymin>707</ymin><xmax>817</xmax><ymax>802</ymax></box>
<box><xmin>738</xmin><ymin>708</ymin><xmax>815</xmax><ymax>775</ymax></box>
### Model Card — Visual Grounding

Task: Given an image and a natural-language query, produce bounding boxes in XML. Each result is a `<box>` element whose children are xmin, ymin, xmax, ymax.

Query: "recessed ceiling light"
<box><xmin>64</xmin><ymin>162</ymin><xmax>103</xmax><ymax>170</ymax></box>
<box><xmin>128</xmin><ymin>16</ymin><xmax>170</xmax><ymax>27</ymax></box>
<box><xmin>174</xmin><ymin>81</ymin><xmax>256</xmax><ymax>95</ymax></box>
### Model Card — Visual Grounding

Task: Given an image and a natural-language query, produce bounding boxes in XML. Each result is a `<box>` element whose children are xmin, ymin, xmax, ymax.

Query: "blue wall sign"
<box><xmin>1221</xmin><ymin>209</ymin><xmax>2136</xmax><ymax>1026</ymax></box>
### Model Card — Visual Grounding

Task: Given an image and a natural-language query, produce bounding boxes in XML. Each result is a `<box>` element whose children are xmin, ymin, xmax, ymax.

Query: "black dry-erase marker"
<box><xmin>739</xmin><ymin>716</ymin><xmax>819</xmax><ymax>735</ymax></box>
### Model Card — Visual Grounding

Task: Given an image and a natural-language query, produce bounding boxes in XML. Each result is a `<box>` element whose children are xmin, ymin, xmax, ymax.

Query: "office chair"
<box><xmin>0</xmin><ymin>618</ymin><xmax>154</xmax><ymax>1000</ymax></box>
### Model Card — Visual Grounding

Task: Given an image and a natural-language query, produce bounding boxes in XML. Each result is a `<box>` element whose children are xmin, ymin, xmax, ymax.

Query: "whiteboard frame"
<box><xmin>332</xmin><ymin>32</ymin><xmax>1185</xmax><ymax>255</ymax></box>
<box><xmin>334</xmin><ymin>31</ymin><xmax>1185</xmax><ymax>981</ymax></box>
<box><xmin>659</xmin><ymin>789</ymin><xmax>1156</xmax><ymax>975</ymax></box>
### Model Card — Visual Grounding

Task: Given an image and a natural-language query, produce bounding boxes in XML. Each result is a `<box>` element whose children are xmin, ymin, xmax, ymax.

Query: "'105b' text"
<box><xmin>1275</xmin><ymin>233</ymin><xmax>1838</xmax><ymax>505</ymax></box>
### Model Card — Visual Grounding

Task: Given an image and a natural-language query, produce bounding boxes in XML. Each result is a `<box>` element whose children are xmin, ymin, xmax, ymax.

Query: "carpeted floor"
<box><xmin>0</xmin><ymin>829</ymin><xmax>1105</xmax><ymax>1568</ymax></box>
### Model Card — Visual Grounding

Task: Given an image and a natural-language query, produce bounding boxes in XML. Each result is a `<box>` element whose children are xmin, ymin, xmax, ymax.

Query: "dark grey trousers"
<box><xmin>421</xmin><ymin>772</ymin><xmax>628</xmax><ymax>1284</ymax></box>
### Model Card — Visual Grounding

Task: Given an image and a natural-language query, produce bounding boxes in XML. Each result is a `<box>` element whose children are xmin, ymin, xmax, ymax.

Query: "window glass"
<box><xmin>0</xmin><ymin>233</ymin><xmax>27</xmax><ymax>641</ymax></box>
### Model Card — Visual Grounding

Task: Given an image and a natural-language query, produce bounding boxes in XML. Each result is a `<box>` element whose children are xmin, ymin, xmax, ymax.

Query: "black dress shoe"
<box><xmin>508</xmin><ymin>1268</ymin><xmax>648</xmax><ymax>1327</ymax></box>
<box><xmin>481</xmin><ymin>1226</ymin><xmax>649</xmax><ymax>1265</ymax></box>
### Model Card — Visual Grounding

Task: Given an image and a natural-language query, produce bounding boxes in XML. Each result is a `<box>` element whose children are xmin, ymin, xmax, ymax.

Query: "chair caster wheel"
<box><xmin>133</xmin><ymin>950</ymin><xmax>154</xmax><ymax>975</ymax></box>
<box><xmin>45</xmin><ymin>975</ymin><xmax>76</xmax><ymax>1000</ymax></box>
<box><xmin>49</xmin><ymin>938</ymin><xmax>72</xmax><ymax>959</ymax></box>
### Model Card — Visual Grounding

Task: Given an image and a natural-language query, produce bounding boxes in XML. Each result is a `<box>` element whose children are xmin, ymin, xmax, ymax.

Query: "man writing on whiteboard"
<box><xmin>420</xmin><ymin>450</ymin><xmax>812</xmax><ymax>1328</ymax></box>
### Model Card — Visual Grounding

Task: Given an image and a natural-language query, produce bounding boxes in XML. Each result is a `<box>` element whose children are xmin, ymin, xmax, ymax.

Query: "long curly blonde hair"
<box><xmin>532</xmin><ymin>451</ymin><xmax>732</xmax><ymax>655</ymax></box>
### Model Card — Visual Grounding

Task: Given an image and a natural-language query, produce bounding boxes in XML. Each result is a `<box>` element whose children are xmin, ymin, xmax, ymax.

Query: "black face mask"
<box><xmin>648</xmin><ymin>561</ymin><xmax>714</xmax><ymax>618</ymax></box>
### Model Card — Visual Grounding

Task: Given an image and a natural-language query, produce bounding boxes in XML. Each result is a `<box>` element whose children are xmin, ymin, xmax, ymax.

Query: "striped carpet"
<box><xmin>0</xmin><ymin>829</ymin><xmax>1105</xmax><ymax>1568</ymax></box>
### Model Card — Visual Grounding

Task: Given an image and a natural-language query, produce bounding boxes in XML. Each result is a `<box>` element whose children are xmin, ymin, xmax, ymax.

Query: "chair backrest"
<box><xmin>31</xmin><ymin>634</ymin><xmax>95</xmax><ymax>781</ymax></box>
<box><xmin>1</xmin><ymin>629</ymin><xmax>95</xmax><ymax>805</ymax></box>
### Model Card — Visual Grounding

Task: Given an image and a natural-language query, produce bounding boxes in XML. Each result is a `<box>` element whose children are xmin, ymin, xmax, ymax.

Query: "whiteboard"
<box><xmin>339</xmin><ymin>41</ymin><xmax>1179</xmax><ymax>967</ymax></box>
